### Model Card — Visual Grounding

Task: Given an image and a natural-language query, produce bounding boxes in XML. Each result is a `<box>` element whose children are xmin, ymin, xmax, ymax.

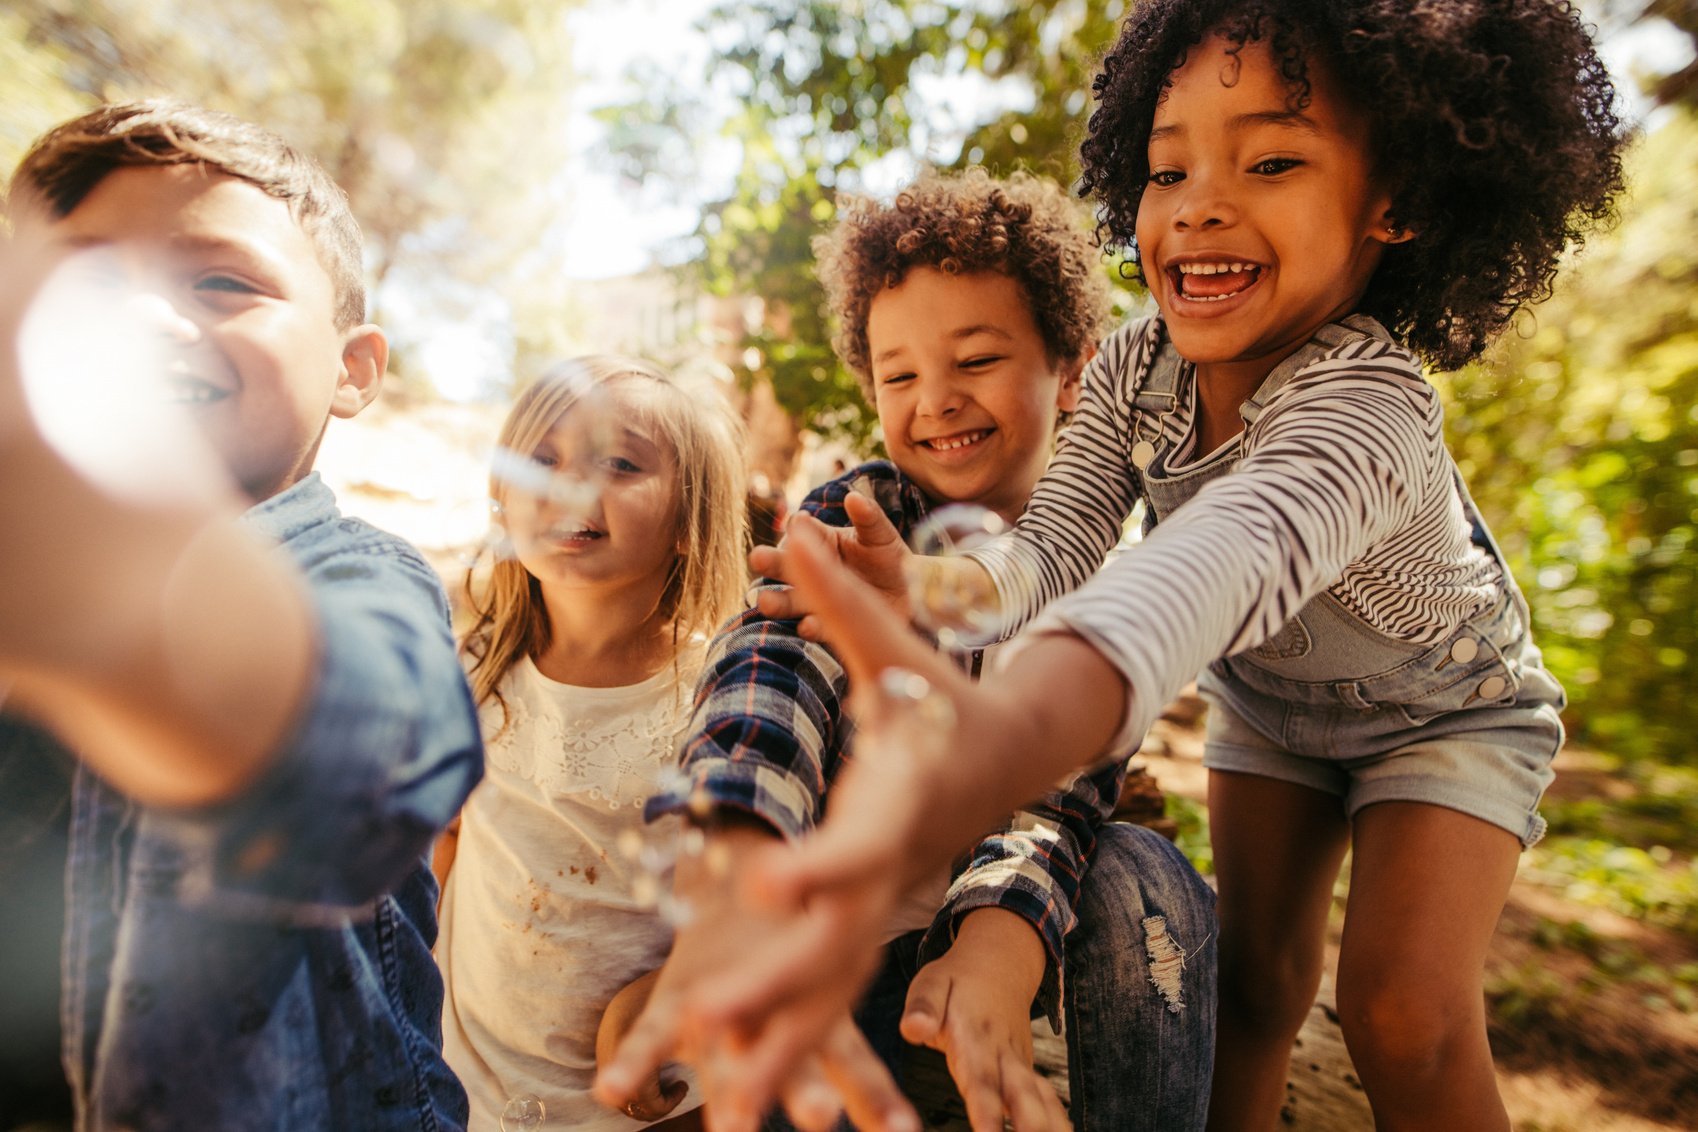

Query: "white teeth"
<box><xmin>925</xmin><ymin>430</ymin><xmax>989</xmax><ymax>451</ymax></box>
<box><xmin>1176</xmin><ymin>262</ymin><xmax>1251</xmax><ymax>275</ymax></box>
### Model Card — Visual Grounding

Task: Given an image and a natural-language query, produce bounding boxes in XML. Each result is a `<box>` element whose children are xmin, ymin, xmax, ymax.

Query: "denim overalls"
<box><xmin>1131</xmin><ymin>317</ymin><xmax>1564</xmax><ymax>846</ymax></box>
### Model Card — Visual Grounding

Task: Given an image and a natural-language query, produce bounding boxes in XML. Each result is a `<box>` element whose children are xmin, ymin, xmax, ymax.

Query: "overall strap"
<box><xmin>1131</xmin><ymin>322</ymin><xmax>1188</xmax><ymax>415</ymax></box>
<box><xmin>1238</xmin><ymin>314</ymin><xmax>1396</xmax><ymax>427</ymax></box>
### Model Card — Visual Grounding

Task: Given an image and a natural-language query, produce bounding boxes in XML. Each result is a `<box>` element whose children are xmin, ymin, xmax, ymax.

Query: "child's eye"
<box><xmin>533</xmin><ymin>452</ymin><xmax>559</xmax><ymax>469</ymax></box>
<box><xmin>1147</xmin><ymin>169</ymin><xmax>1184</xmax><ymax>187</ymax></box>
<box><xmin>960</xmin><ymin>355</ymin><xmax>1003</xmax><ymax>370</ymax></box>
<box><xmin>1250</xmin><ymin>157</ymin><xmax>1303</xmax><ymax>176</ymax></box>
<box><xmin>194</xmin><ymin>274</ymin><xmax>259</xmax><ymax>294</ymax></box>
<box><xmin>603</xmin><ymin>456</ymin><xmax>641</xmax><ymax>475</ymax></box>
<box><xmin>880</xmin><ymin>372</ymin><xmax>915</xmax><ymax>386</ymax></box>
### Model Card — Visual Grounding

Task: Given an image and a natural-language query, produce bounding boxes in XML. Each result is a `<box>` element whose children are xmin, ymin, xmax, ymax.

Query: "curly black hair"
<box><xmin>1078</xmin><ymin>0</ymin><xmax>1629</xmax><ymax>370</ymax></box>
<box><xmin>814</xmin><ymin>168</ymin><xmax>1114</xmax><ymax>398</ymax></box>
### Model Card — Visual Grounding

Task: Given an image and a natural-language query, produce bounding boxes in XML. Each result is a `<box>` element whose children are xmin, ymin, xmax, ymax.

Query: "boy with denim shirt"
<box><xmin>0</xmin><ymin>102</ymin><xmax>482</xmax><ymax>1131</ymax></box>
<box><xmin>601</xmin><ymin>172</ymin><xmax>1216</xmax><ymax>1132</ymax></box>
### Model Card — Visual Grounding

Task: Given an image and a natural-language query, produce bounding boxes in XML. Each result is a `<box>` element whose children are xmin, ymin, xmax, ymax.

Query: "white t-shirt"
<box><xmin>439</xmin><ymin>648</ymin><xmax>703</xmax><ymax>1131</ymax></box>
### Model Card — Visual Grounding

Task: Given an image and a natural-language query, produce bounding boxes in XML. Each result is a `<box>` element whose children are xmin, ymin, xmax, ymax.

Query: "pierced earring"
<box><xmin>489</xmin><ymin>499</ymin><xmax>504</xmax><ymax>517</ymax></box>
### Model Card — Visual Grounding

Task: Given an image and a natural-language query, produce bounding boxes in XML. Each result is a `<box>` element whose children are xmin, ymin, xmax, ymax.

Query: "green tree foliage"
<box><xmin>1436</xmin><ymin>110</ymin><xmax>1698</xmax><ymax>765</ymax></box>
<box><xmin>604</xmin><ymin>0</ymin><xmax>1136</xmax><ymax>446</ymax></box>
<box><xmin>4</xmin><ymin>0</ymin><xmax>586</xmax><ymax>385</ymax></box>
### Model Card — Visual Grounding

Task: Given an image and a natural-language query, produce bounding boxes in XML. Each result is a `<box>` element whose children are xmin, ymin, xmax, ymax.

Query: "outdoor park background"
<box><xmin>4</xmin><ymin>1</ymin><xmax>1696</xmax><ymax>1128</ymax></box>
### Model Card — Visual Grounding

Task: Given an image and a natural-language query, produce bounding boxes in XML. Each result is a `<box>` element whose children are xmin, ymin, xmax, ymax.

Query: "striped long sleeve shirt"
<box><xmin>972</xmin><ymin>315</ymin><xmax>1505</xmax><ymax>756</ymax></box>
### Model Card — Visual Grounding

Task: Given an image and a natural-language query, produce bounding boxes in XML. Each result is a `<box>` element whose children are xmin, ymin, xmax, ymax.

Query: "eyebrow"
<box><xmin>56</xmin><ymin>231</ymin><xmax>289</xmax><ymax>277</ymax></box>
<box><xmin>872</xmin><ymin>323</ymin><xmax>1015</xmax><ymax>365</ymax></box>
<box><xmin>1149</xmin><ymin>110</ymin><xmax>1322</xmax><ymax>143</ymax></box>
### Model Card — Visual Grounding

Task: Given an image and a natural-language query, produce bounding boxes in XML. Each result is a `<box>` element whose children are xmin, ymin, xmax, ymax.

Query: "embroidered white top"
<box><xmin>438</xmin><ymin>648</ymin><xmax>703</xmax><ymax>1131</ymax></box>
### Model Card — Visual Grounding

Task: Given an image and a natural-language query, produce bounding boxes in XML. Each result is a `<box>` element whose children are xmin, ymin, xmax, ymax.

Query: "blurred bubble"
<box><xmin>905</xmin><ymin>503</ymin><xmax>1008</xmax><ymax>649</ymax></box>
<box><xmin>499</xmin><ymin>1092</ymin><xmax>546</xmax><ymax>1130</ymax></box>
<box><xmin>488</xmin><ymin>444</ymin><xmax>607</xmax><ymax>522</ymax></box>
<box><xmin>16</xmin><ymin>250</ymin><xmax>225</xmax><ymax>505</ymax></box>
<box><xmin>616</xmin><ymin>818</ymin><xmax>698</xmax><ymax>929</ymax></box>
<box><xmin>873</xmin><ymin>667</ymin><xmax>957</xmax><ymax>756</ymax></box>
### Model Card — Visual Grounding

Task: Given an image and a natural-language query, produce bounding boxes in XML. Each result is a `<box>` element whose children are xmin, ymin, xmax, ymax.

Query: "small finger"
<box><xmin>954</xmin><ymin>1044</ymin><xmax>1008</xmax><ymax>1132</ymax></box>
<box><xmin>754</xmin><ymin>585</ymin><xmax>803</xmax><ymax>621</ymax></box>
<box><xmin>819</xmin><ymin>1020</ymin><xmax>919</xmax><ymax>1132</ymax></box>
<box><xmin>999</xmin><ymin>1047</ymin><xmax>1069</xmax><ymax>1132</ymax></box>
<box><xmin>748</xmin><ymin>543</ymin><xmax>786</xmax><ymax>582</ymax></box>
<box><xmin>706</xmin><ymin>1012</ymin><xmax>831</xmax><ymax>1132</ymax></box>
<box><xmin>777</xmin><ymin>1057</ymin><xmax>845</xmax><ymax>1132</ymax></box>
<box><xmin>594</xmin><ymin>998</ymin><xmax>682</xmax><ymax>1107</ymax></box>
<box><xmin>842</xmin><ymin>490</ymin><xmax>902</xmax><ymax>548</ymax></box>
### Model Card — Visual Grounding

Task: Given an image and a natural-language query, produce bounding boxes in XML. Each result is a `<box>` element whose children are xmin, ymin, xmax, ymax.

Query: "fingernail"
<box><xmin>887</xmin><ymin>1109</ymin><xmax>920</xmax><ymax>1132</ymax></box>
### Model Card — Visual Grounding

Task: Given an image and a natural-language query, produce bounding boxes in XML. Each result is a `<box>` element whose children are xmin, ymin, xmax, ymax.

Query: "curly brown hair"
<box><xmin>1077</xmin><ymin>0</ymin><xmax>1629</xmax><ymax>370</ymax></box>
<box><xmin>815</xmin><ymin>168</ymin><xmax>1114</xmax><ymax>398</ymax></box>
<box><xmin>8</xmin><ymin>100</ymin><xmax>367</xmax><ymax>330</ymax></box>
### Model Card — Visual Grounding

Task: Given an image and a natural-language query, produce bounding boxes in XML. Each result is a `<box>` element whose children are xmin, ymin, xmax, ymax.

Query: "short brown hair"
<box><xmin>814</xmin><ymin>168</ymin><xmax>1113</xmax><ymax>397</ymax></box>
<box><xmin>7</xmin><ymin>100</ymin><xmax>367</xmax><ymax>329</ymax></box>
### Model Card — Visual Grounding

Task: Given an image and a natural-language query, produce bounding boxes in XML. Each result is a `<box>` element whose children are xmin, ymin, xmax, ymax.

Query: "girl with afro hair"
<box><xmin>739</xmin><ymin>2</ymin><xmax>1630</xmax><ymax>1130</ymax></box>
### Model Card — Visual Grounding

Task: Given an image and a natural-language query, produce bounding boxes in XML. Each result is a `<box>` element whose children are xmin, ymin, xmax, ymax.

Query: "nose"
<box><xmin>1170</xmin><ymin>168</ymin><xmax>1236</xmax><ymax>231</ymax></box>
<box><xmin>914</xmin><ymin>373</ymin><xmax>964</xmax><ymax>420</ymax></box>
<box><xmin>124</xmin><ymin>291</ymin><xmax>201</xmax><ymax>345</ymax></box>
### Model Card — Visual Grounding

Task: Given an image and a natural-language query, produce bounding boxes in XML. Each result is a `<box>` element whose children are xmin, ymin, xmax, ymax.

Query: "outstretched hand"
<box><xmin>901</xmin><ymin>910</ymin><xmax>1071</xmax><ymax>1132</ymax></box>
<box><xmin>594</xmin><ymin>823</ymin><xmax>918</xmax><ymax>1132</ymax></box>
<box><xmin>749</xmin><ymin>488</ymin><xmax>912</xmax><ymax>632</ymax></box>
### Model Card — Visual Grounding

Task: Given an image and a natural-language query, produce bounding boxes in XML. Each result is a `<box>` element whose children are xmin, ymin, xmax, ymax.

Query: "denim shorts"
<box><xmin>1198</xmin><ymin>586</ymin><xmax>1564</xmax><ymax>849</ymax></box>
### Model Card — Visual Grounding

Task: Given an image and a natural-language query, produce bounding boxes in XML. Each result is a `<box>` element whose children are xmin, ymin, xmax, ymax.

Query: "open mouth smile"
<box><xmin>919</xmin><ymin>428</ymin><xmax>993</xmax><ymax>453</ymax></box>
<box><xmin>1169</xmin><ymin>261</ymin><xmax>1263</xmax><ymax>303</ymax></box>
<box><xmin>542</xmin><ymin>525</ymin><xmax>605</xmax><ymax>544</ymax></box>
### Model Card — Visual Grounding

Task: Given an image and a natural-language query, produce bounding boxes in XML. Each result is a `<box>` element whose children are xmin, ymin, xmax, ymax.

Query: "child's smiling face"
<box><xmin>867</xmin><ymin>267</ymin><xmax>1082</xmax><ymax>524</ymax></box>
<box><xmin>37</xmin><ymin>164</ymin><xmax>381</xmax><ymax>501</ymax></box>
<box><xmin>1137</xmin><ymin>35</ymin><xmax>1399</xmax><ymax>386</ymax></box>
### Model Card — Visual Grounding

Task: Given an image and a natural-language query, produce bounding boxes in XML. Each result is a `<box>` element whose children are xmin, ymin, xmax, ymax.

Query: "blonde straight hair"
<box><xmin>462</xmin><ymin>356</ymin><xmax>748</xmax><ymax>716</ymax></box>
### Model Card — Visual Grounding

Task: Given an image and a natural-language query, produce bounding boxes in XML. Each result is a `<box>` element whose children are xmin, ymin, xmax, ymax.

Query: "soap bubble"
<box><xmin>499</xmin><ymin>1093</ymin><xmax>546</xmax><ymax>1130</ymax></box>
<box><xmin>905</xmin><ymin>504</ymin><xmax>1008</xmax><ymax>649</ymax></box>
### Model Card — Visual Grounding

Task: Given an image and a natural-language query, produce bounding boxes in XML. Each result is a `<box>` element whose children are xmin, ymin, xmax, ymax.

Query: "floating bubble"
<box><xmin>868</xmin><ymin>667</ymin><xmax>958</xmax><ymax>765</ymax></box>
<box><xmin>500</xmin><ymin>1092</ymin><xmax>546</xmax><ymax>1130</ymax></box>
<box><xmin>904</xmin><ymin>504</ymin><xmax>1009</xmax><ymax>649</ymax></box>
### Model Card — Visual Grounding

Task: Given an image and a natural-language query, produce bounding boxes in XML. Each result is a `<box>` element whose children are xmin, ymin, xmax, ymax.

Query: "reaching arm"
<box><xmin>0</xmin><ymin>234</ymin><xmax>312</xmax><ymax>809</ymax></box>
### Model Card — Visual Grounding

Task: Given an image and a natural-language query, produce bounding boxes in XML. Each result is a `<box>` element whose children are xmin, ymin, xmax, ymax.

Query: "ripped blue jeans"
<box><xmin>769</xmin><ymin>822</ymin><xmax>1217</xmax><ymax>1132</ymax></box>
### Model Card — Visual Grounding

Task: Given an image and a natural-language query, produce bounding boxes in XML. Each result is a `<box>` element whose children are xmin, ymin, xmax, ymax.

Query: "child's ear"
<box><xmin>330</xmin><ymin>325</ymin><xmax>389</xmax><ymax>419</ymax></box>
<box><xmin>1375</xmin><ymin>209</ymin><xmax>1416</xmax><ymax>245</ymax></box>
<box><xmin>1056</xmin><ymin>348</ymin><xmax>1092</xmax><ymax>414</ymax></box>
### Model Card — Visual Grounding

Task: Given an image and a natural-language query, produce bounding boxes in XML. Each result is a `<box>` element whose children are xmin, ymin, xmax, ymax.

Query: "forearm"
<box><xmin>898</xmin><ymin>632</ymin><xmax>1128</xmax><ymax>889</ymax></box>
<box><xmin>951</xmin><ymin>907</ymin><xmax>1045</xmax><ymax>1011</ymax></box>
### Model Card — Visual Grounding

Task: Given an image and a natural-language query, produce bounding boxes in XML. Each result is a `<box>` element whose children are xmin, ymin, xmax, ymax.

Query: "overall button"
<box><xmin>1476</xmin><ymin>675</ymin><xmax>1508</xmax><ymax>700</ymax></box>
<box><xmin>1450</xmin><ymin>637</ymin><xmax>1479</xmax><ymax>664</ymax></box>
<box><xmin>1132</xmin><ymin>440</ymin><xmax>1157</xmax><ymax>469</ymax></box>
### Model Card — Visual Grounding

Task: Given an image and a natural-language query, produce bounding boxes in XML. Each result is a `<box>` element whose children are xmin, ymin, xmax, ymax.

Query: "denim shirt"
<box><xmin>4</xmin><ymin>473</ymin><xmax>484</xmax><ymax>1132</ymax></box>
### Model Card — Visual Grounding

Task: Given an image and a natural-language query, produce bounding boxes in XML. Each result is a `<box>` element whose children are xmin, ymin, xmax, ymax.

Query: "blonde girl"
<box><xmin>435</xmin><ymin>357</ymin><xmax>746</xmax><ymax>1131</ymax></box>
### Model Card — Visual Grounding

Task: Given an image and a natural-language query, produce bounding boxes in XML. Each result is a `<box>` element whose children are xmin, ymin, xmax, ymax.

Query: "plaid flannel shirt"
<box><xmin>648</xmin><ymin>461</ymin><xmax>1128</xmax><ymax>1023</ymax></box>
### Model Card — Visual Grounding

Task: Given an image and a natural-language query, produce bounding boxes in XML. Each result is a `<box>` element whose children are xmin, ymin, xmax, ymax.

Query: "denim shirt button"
<box><xmin>1476</xmin><ymin>675</ymin><xmax>1507</xmax><ymax>700</ymax></box>
<box><xmin>1450</xmin><ymin>637</ymin><xmax>1480</xmax><ymax>664</ymax></box>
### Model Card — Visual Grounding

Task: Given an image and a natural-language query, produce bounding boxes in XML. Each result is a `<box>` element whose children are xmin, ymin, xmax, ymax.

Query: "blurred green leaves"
<box><xmin>1438</xmin><ymin>110</ymin><xmax>1698</xmax><ymax>766</ymax></box>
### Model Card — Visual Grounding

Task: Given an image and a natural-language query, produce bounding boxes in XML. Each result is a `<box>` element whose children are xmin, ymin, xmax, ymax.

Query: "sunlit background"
<box><xmin>4</xmin><ymin>3</ymin><xmax>1698</xmax><ymax>1127</ymax></box>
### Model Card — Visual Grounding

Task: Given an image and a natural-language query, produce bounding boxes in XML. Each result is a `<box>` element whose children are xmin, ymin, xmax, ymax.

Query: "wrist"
<box><xmin>953</xmin><ymin>907</ymin><xmax>1046</xmax><ymax>998</ymax></box>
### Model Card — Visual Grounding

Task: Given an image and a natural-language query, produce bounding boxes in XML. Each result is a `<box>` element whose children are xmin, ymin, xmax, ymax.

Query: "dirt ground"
<box><xmin>1138</xmin><ymin>713</ymin><xmax>1698</xmax><ymax>1132</ymax></box>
